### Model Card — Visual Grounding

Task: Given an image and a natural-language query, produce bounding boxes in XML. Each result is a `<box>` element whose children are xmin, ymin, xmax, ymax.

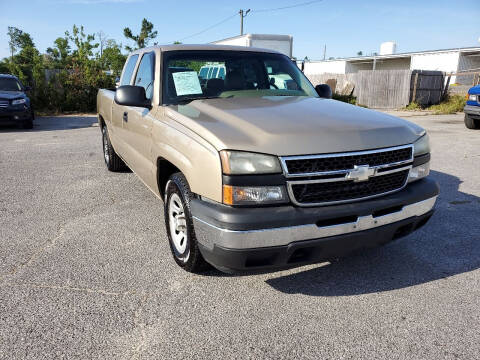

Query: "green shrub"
<box><xmin>405</xmin><ymin>102</ymin><xmax>421</xmax><ymax>110</ymax></box>
<box><xmin>332</xmin><ymin>93</ymin><xmax>357</xmax><ymax>105</ymax></box>
<box><xmin>427</xmin><ymin>95</ymin><xmax>466</xmax><ymax>115</ymax></box>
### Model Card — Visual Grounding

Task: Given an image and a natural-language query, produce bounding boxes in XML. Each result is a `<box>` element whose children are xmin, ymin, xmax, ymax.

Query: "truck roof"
<box><xmin>129</xmin><ymin>44</ymin><xmax>282</xmax><ymax>56</ymax></box>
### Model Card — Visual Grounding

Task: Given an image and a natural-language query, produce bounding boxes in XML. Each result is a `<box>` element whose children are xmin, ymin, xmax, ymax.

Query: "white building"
<box><xmin>303</xmin><ymin>46</ymin><xmax>480</xmax><ymax>84</ymax></box>
<box><xmin>212</xmin><ymin>34</ymin><xmax>293</xmax><ymax>58</ymax></box>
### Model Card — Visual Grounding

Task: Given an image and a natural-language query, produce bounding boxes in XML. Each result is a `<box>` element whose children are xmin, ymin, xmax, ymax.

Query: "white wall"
<box><xmin>410</xmin><ymin>52</ymin><xmax>460</xmax><ymax>72</ymax></box>
<box><xmin>214</xmin><ymin>35</ymin><xmax>292</xmax><ymax>57</ymax></box>
<box><xmin>347</xmin><ymin>61</ymin><xmax>373</xmax><ymax>73</ymax></box>
<box><xmin>375</xmin><ymin>57</ymin><xmax>411</xmax><ymax>70</ymax></box>
<box><xmin>251</xmin><ymin>39</ymin><xmax>291</xmax><ymax>57</ymax></box>
<box><xmin>456</xmin><ymin>53</ymin><xmax>480</xmax><ymax>85</ymax></box>
<box><xmin>303</xmin><ymin>60</ymin><xmax>347</xmax><ymax>75</ymax></box>
<box><xmin>411</xmin><ymin>51</ymin><xmax>460</xmax><ymax>84</ymax></box>
<box><xmin>214</xmin><ymin>36</ymin><xmax>249</xmax><ymax>47</ymax></box>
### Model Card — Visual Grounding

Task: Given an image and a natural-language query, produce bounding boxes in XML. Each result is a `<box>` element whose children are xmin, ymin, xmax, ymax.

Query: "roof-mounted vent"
<box><xmin>380</xmin><ymin>42</ymin><xmax>397</xmax><ymax>55</ymax></box>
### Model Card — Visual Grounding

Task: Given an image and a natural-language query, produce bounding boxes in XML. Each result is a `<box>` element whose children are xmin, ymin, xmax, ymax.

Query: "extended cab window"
<box><xmin>134</xmin><ymin>52</ymin><xmax>155</xmax><ymax>100</ymax></box>
<box><xmin>120</xmin><ymin>54</ymin><xmax>139</xmax><ymax>86</ymax></box>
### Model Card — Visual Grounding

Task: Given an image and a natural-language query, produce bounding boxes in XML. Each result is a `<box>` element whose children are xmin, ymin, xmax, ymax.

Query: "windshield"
<box><xmin>0</xmin><ymin>78</ymin><xmax>23</xmax><ymax>91</ymax></box>
<box><xmin>162</xmin><ymin>50</ymin><xmax>318</xmax><ymax>105</ymax></box>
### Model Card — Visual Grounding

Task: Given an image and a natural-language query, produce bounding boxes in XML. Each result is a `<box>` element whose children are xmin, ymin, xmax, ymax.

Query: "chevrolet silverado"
<box><xmin>97</xmin><ymin>44</ymin><xmax>438</xmax><ymax>273</ymax></box>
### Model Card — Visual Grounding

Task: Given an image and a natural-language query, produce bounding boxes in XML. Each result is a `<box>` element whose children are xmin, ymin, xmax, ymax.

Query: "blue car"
<box><xmin>0</xmin><ymin>74</ymin><xmax>34</xmax><ymax>129</ymax></box>
<box><xmin>464</xmin><ymin>84</ymin><xmax>480</xmax><ymax>129</ymax></box>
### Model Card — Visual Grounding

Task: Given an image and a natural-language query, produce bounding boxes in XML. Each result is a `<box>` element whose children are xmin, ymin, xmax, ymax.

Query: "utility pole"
<box><xmin>323</xmin><ymin>45</ymin><xmax>326</xmax><ymax>61</ymax></box>
<box><xmin>239</xmin><ymin>9</ymin><xmax>250</xmax><ymax>35</ymax></box>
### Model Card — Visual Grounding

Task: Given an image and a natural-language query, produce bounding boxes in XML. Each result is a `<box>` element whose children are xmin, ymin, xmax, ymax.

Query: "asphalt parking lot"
<box><xmin>1</xmin><ymin>113</ymin><xmax>479</xmax><ymax>359</ymax></box>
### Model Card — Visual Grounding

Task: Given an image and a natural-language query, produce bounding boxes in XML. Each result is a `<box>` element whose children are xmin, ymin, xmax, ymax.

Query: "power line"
<box><xmin>252</xmin><ymin>0</ymin><xmax>324</xmax><ymax>13</ymax></box>
<box><xmin>168</xmin><ymin>0</ymin><xmax>325</xmax><ymax>43</ymax></box>
<box><xmin>172</xmin><ymin>13</ymin><xmax>238</xmax><ymax>43</ymax></box>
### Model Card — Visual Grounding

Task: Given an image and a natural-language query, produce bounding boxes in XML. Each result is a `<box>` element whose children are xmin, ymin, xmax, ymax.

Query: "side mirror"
<box><xmin>24</xmin><ymin>86</ymin><xmax>32</xmax><ymax>92</ymax></box>
<box><xmin>315</xmin><ymin>84</ymin><xmax>332</xmax><ymax>99</ymax></box>
<box><xmin>114</xmin><ymin>85</ymin><xmax>151</xmax><ymax>108</ymax></box>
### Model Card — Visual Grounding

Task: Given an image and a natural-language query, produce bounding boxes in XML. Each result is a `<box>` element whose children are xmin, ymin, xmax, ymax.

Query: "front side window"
<box><xmin>120</xmin><ymin>54</ymin><xmax>139</xmax><ymax>86</ymax></box>
<box><xmin>0</xmin><ymin>78</ymin><xmax>22</xmax><ymax>91</ymax></box>
<box><xmin>162</xmin><ymin>51</ymin><xmax>317</xmax><ymax>105</ymax></box>
<box><xmin>134</xmin><ymin>52</ymin><xmax>155</xmax><ymax>100</ymax></box>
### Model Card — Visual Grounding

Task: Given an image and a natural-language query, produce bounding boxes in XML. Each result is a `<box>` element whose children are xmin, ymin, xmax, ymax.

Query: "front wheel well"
<box><xmin>98</xmin><ymin>115</ymin><xmax>106</xmax><ymax>129</ymax></box>
<box><xmin>157</xmin><ymin>158</ymin><xmax>181</xmax><ymax>200</ymax></box>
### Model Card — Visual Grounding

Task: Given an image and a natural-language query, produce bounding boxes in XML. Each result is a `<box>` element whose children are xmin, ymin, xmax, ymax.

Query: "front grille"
<box><xmin>0</xmin><ymin>100</ymin><xmax>8</xmax><ymax>108</ymax></box>
<box><xmin>290</xmin><ymin>170</ymin><xmax>409</xmax><ymax>205</ymax></box>
<box><xmin>284</xmin><ymin>147</ymin><xmax>412</xmax><ymax>175</ymax></box>
<box><xmin>281</xmin><ymin>145</ymin><xmax>414</xmax><ymax>206</ymax></box>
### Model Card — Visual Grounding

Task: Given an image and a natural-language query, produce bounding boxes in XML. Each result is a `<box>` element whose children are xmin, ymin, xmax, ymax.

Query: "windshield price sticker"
<box><xmin>172</xmin><ymin>71</ymin><xmax>202</xmax><ymax>96</ymax></box>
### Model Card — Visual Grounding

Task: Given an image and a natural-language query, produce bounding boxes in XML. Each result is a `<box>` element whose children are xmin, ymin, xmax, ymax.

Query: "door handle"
<box><xmin>122</xmin><ymin>111</ymin><xmax>128</xmax><ymax>122</ymax></box>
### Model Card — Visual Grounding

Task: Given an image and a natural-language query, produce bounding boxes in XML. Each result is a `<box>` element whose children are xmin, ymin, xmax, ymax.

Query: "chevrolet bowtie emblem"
<box><xmin>346</xmin><ymin>165</ymin><xmax>376</xmax><ymax>182</ymax></box>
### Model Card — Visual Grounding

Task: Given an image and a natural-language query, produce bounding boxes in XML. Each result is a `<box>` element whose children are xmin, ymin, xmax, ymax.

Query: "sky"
<box><xmin>0</xmin><ymin>0</ymin><xmax>479</xmax><ymax>60</ymax></box>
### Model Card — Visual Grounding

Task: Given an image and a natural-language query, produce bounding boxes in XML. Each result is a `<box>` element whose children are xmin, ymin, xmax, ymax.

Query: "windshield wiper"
<box><xmin>176</xmin><ymin>96</ymin><xmax>222</xmax><ymax>104</ymax></box>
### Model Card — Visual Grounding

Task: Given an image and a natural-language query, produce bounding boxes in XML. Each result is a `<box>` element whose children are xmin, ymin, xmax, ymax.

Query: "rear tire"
<box><xmin>102</xmin><ymin>125</ymin><xmax>127</xmax><ymax>171</ymax></box>
<box><xmin>164</xmin><ymin>172</ymin><xmax>208</xmax><ymax>273</ymax></box>
<box><xmin>464</xmin><ymin>113</ymin><xmax>479</xmax><ymax>129</ymax></box>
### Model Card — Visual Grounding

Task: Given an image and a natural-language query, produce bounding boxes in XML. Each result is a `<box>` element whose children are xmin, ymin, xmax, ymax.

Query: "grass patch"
<box><xmin>405</xmin><ymin>102</ymin><xmax>422</xmax><ymax>111</ymax></box>
<box><xmin>404</xmin><ymin>95</ymin><xmax>466</xmax><ymax>114</ymax></box>
<box><xmin>332</xmin><ymin>93</ymin><xmax>360</xmax><ymax>106</ymax></box>
<box><xmin>427</xmin><ymin>95</ymin><xmax>466</xmax><ymax>115</ymax></box>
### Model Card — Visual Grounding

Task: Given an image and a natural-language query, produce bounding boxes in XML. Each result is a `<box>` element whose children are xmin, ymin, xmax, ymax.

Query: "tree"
<box><xmin>46</xmin><ymin>36</ymin><xmax>70</xmax><ymax>67</ymax></box>
<box><xmin>66</xmin><ymin>25</ymin><xmax>99</xmax><ymax>63</ymax></box>
<box><xmin>100</xmin><ymin>40</ymin><xmax>126</xmax><ymax>76</ymax></box>
<box><xmin>357</xmin><ymin>51</ymin><xmax>363</xmax><ymax>56</ymax></box>
<box><xmin>7</xmin><ymin>26</ymin><xmax>35</xmax><ymax>60</ymax></box>
<box><xmin>97</xmin><ymin>31</ymin><xmax>108</xmax><ymax>57</ymax></box>
<box><xmin>123</xmin><ymin>18</ymin><xmax>157</xmax><ymax>52</ymax></box>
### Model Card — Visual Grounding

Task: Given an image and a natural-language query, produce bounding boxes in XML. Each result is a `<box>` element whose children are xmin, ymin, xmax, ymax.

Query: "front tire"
<box><xmin>102</xmin><ymin>125</ymin><xmax>127</xmax><ymax>171</ymax></box>
<box><xmin>22</xmin><ymin>110</ymin><xmax>33</xmax><ymax>129</ymax></box>
<box><xmin>164</xmin><ymin>173</ymin><xmax>208</xmax><ymax>273</ymax></box>
<box><xmin>464</xmin><ymin>113</ymin><xmax>479</xmax><ymax>129</ymax></box>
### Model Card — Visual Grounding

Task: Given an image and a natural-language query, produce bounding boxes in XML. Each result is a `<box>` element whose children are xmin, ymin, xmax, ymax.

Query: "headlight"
<box><xmin>408</xmin><ymin>162</ymin><xmax>430</xmax><ymax>183</ymax></box>
<box><xmin>413</xmin><ymin>134</ymin><xmax>430</xmax><ymax>156</ymax></box>
<box><xmin>223</xmin><ymin>185</ymin><xmax>288</xmax><ymax>205</ymax></box>
<box><xmin>220</xmin><ymin>150</ymin><xmax>282</xmax><ymax>175</ymax></box>
<box><xmin>468</xmin><ymin>94</ymin><xmax>477</xmax><ymax>102</ymax></box>
<box><xmin>11</xmin><ymin>98</ymin><xmax>26</xmax><ymax>105</ymax></box>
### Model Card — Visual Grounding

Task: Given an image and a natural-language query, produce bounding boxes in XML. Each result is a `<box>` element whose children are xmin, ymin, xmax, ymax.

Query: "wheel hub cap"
<box><xmin>168</xmin><ymin>193</ymin><xmax>188</xmax><ymax>255</ymax></box>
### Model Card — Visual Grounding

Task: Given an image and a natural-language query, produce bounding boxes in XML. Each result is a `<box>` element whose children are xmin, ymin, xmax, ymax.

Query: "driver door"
<box><xmin>122</xmin><ymin>51</ymin><xmax>156</xmax><ymax>185</ymax></box>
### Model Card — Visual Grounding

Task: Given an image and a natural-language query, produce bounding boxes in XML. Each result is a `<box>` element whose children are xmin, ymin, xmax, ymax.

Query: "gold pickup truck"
<box><xmin>97</xmin><ymin>44</ymin><xmax>438</xmax><ymax>274</ymax></box>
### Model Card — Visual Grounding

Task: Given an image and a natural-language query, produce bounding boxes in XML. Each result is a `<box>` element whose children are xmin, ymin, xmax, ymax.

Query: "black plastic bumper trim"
<box><xmin>198</xmin><ymin>210</ymin><xmax>434</xmax><ymax>273</ymax></box>
<box><xmin>190</xmin><ymin>178</ymin><xmax>439</xmax><ymax>231</ymax></box>
<box><xmin>413</xmin><ymin>153</ymin><xmax>430</xmax><ymax>167</ymax></box>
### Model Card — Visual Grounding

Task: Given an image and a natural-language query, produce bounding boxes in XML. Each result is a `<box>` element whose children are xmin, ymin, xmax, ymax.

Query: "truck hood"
<box><xmin>165</xmin><ymin>96</ymin><xmax>425</xmax><ymax>156</ymax></box>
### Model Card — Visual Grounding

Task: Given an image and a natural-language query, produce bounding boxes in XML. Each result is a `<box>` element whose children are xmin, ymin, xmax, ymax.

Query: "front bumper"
<box><xmin>191</xmin><ymin>178</ymin><xmax>439</xmax><ymax>273</ymax></box>
<box><xmin>464</xmin><ymin>104</ymin><xmax>480</xmax><ymax>117</ymax></box>
<box><xmin>0</xmin><ymin>108</ymin><xmax>31</xmax><ymax>123</ymax></box>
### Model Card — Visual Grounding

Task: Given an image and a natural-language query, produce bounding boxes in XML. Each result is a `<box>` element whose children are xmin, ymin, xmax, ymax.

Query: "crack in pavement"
<box><xmin>1</xmin><ymin>281</ymin><xmax>138</xmax><ymax>297</ymax></box>
<box><xmin>130</xmin><ymin>292</ymin><xmax>152</xmax><ymax>359</ymax></box>
<box><xmin>0</xmin><ymin>226</ymin><xmax>66</xmax><ymax>283</ymax></box>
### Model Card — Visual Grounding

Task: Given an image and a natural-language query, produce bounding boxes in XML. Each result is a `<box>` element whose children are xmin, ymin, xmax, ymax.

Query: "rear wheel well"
<box><xmin>157</xmin><ymin>158</ymin><xmax>181</xmax><ymax>200</ymax></box>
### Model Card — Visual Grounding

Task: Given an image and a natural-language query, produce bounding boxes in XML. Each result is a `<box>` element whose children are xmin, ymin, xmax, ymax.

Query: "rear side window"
<box><xmin>120</xmin><ymin>54</ymin><xmax>139</xmax><ymax>86</ymax></box>
<box><xmin>218</xmin><ymin>67</ymin><xmax>225</xmax><ymax>79</ymax></box>
<box><xmin>134</xmin><ymin>52</ymin><xmax>155</xmax><ymax>100</ymax></box>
